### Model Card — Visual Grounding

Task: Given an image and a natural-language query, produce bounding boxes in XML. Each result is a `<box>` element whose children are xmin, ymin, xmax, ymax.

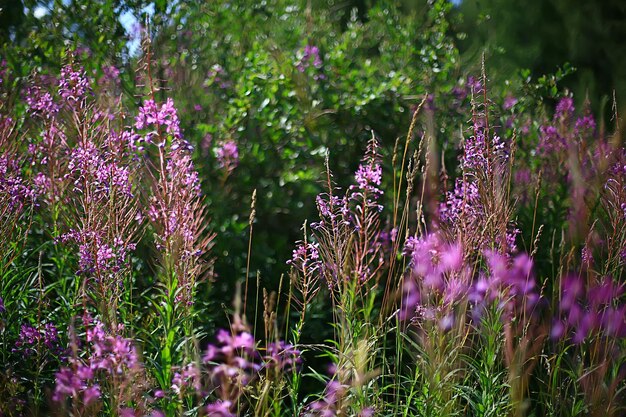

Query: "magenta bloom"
<box><xmin>555</xmin><ymin>97</ymin><xmax>575</xmax><ymax>120</ymax></box>
<box><xmin>206</xmin><ymin>401</ymin><xmax>235</xmax><ymax>417</ymax></box>
<box><xmin>53</xmin><ymin>319</ymin><xmax>141</xmax><ymax>405</ymax></box>
<box><xmin>58</xmin><ymin>63</ymin><xmax>90</xmax><ymax>103</ymax></box>
<box><xmin>503</xmin><ymin>95</ymin><xmax>518</xmax><ymax>110</ymax></box>
<box><xmin>553</xmin><ymin>274</ymin><xmax>626</xmax><ymax>343</ymax></box>
<box><xmin>297</xmin><ymin>44</ymin><xmax>323</xmax><ymax>72</ymax></box>
<box><xmin>215</xmin><ymin>140</ymin><xmax>239</xmax><ymax>173</ymax></box>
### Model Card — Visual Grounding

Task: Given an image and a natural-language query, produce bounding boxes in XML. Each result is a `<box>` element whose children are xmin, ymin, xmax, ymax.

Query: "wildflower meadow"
<box><xmin>0</xmin><ymin>1</ymin><xmax>624</xmax><ymax>416</ymax></box>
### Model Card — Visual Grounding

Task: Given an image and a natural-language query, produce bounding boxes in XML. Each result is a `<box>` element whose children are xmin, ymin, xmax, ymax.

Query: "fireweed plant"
<box><xmin>0</xmin><ymin>50</ymin><xmax>625</xmax><ymax>417</ymax></box>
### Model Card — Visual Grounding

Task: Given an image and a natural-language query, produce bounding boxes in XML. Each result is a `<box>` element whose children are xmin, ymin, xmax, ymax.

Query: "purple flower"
<box><xmin>135</xmin><ymin>98</ymin><xmax>183</xmax><ymax>140</ymax></box>
<box><xmin>98</xmin><ymin>65</ymin><xmax>120</xmax><ymax>86</ymax></box>
<box><xmin>353</xmin><ymin>163</ymin><xmax>383</xmax><ymax>195</ymax></box>
<box><xmin>0</xmin><ymin>155</ymin><xmax>37</xmax><ymax>212</ymax></box>
<box><xmin>537</xmin><ymin>125</ymin><xmax>566</xmax><ymax>155</ymax></box>
<box><xmin>469</xmin><ymin>251</ymin><xmax>541</xmax><ymax>323</ymax></box>
<box><xmin>206</xmin><ymin>401</ymin><xmax>235</xmax><ymax>417</ymax></box>
<box><xmin>119</xmin><ymin>408</ymin><xmax>136</xmax><ymax>417</ymax></box>
<box><xmin>297</xmin><ymin>44</ymin><xmax>323</xmax><ymax>73</ymax></box>
<box><xmin>574</xmin><ymin>115</ymin><xmax>596</xmax><ymax>136</ymax></box>
<box><xmin>306</xmin><ymin>380</ymin><xmax>354</xmax><ymax>417</ymax></box>
<box><xmin>349</xmin><ymin>139</ymin><xmax>383</xmax><ymax>212</ymax></box>
<box><xmin>82</xmin><ymin>385</ymin><xmax>101</xmax><ymax>406</ymax></box>
<box><xmin>203</xmin><ymin>328</ymin><xmax>259</xmax><ymax>378</ymax></box>
<box><xmin>54</xmin><ymin>319</ymin><xmax>142</xmax><ymax>405</ymax></box>
<box><xmin>401</xmin><ymin>234</ymin><xmax>471</xmax><ymax>324</ymax></box>
<box><xmin>60</xmin><ymin>230</ymin><xmax>135</xmax><ymax>277</ymax></box>
<box><xmin>359</xmin><ymin>407</ymin><xmax>375</xmax><ymax>417</ymax></box>
<box><xmin>171</xmin><ymin>363</ymin><xmax>201</xmax><ymax>395</ymax></box>
<box><xmin>264</xmin><ymin>341</ymin><xmax>302</xmax><ymax>372</ymax></box>
<box><xmin>466</xmin><ymin>75</ymin><xmax>482</xmax><ymax>93</ymax></box>
<box><xmin>201</xmin><ymin>133</ymin><xmax>213</xmax><ymax>155</ymax></box>
<box><xmin>555</xmin><ymin>97</ymin><xmax>575</xmax><ymax>121</ymax></box>
<box><xmin>58</xmin><ymin>63</ymin><xmax>90</xmax><ymax>103</ymax></box>
<box><xmin>25</xmin><ymin>84</ymin><xmax>60</xmax><ymax>117</ymax></box>
<box><xmin>215</xmin><ymin>140</ymin><xmax>239</xmax><ymax>173</ymax></box>
<box><xmin>439</xmin><ymin>178</ymin><xmax>480</xmax><ymax>225</ymax></box>
<box><xmin>503</xmin><ymin>95</ymin><xmax>518</xmax><ymax>110</ymax></box>
<box><xmin>13</xmin><ymin>323</ymin><xmax>61</xmax><ymax>357</ymax></box>
<box><xmin>553</xmin><ymin>275</ymin><xmax>626</xmax><ymax>342</ymax></box>
<box><xmin>288</xmin><ymin>241</ymin><xmax>322</xmax><ymax>276</ymax></box>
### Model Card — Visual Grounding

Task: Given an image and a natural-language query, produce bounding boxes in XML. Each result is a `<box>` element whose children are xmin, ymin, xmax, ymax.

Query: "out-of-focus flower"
<box><xmin>53</xmin><ymin>319</ymin><xmax>142</xmax><ymax>406</ymax></box>
<box><xmin>214</xmin><ymin>140</ymin><xmax>239</xmax><ymax>174</ymax></box>
<box><xmin>205</xmin><ymin>400</ymin><xmax>235</xmax><ymax>417</ymax></box>
<box><xmin>503</xmin><ymin>95</ymin><xmax>518</xmax><ymax>110</ymax></box>
<box><xmin>552</xmin><ymin>274</ymin><xmax>626</xmax><ymax>343</ymax></box>
<box><xmin>555</xmin><ymin>97</ymin><xmax>575</xmax><ymax>121</ymax></box>
<box><xmin>297</xmin><ymin>45</ymin><xmax>323</xmax><ymax>72</ymax></box>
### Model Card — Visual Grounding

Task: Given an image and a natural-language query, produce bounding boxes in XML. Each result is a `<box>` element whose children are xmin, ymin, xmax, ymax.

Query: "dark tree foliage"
<box><xmin>452</xmin><ymin>0</ymin><xmax>626</xmax><ymax>115</ymax></box>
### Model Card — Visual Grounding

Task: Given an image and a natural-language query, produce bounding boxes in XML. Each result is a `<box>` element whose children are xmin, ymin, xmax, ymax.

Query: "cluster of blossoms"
<box><xmin>136</xmin><ymin>97</ymin><xmax>200</xmax><ymax>213</ymax></box>
<box><xmin>97</xmin><ymin>65</ymin><xmax>120</xmax><ymax>86</ymax></box>
<box><xmin>135</xmin><ymin>98</ymin><xmax>183</xmax><ymax>143</ymax></box>
<box><xmin>206</xmin><ymin>64</ymin><xmax>232</xmax><ymax>89</ymax></box>
<box><xmin>13</xmin><ymin>323</ymin><xmax>62</xmax><ymax>357</ymax></box>
<box><xmin>350</xmin><ymin>160</ymin><xmax>383</xmax><ymax>212</ymax></box>
<box><xmin>214</xmin><ymin>140</ymin><xmax>239</xmax><ymax>174</ymax></box>
<box><xmin>296</xmin><ymin>45</ymin><xmax>324</xmax><ymax>79</ymax></box>
<box><xmin>67</xmin><ymin>137</ymin><xmax>133</xmax><ymax>200</ymax></box>
<box><xmin>537</xmin><ymin>97</ymin><xmax>596</xmax><ymax>156</ymax></box>
<box><xmin>136</xmin><ymin>97</ymin><xmax>207</xmax><ymax>304</ymax></box>
<box><xmin>448</xmin><ymin>75</ymin><xmax>484</xmax><ymax>111</ymax></box>
<box><xmin>401</xmin><ymin>233</ymin><xmax>541</xmax><ymax>328</ymax></box>
<box><xmin>470</xmin><ymin>250</ymin><xmax>541</xmax><ymax>322</ymax></box>
<box><xmin>287</xmin><ymin>240</ymin><xmax>323</xmax><ymax>277</ymax></box>
<box><xmin>0</xmin><ymin>154</ymin><xmax>37</xmax><ymax>212</ymax></box>
<box><xmin>312</xmin><ymin>139</ymin><xmax>383</xmax><ymax>232</ymax></box>
<box><xmin>459</xmin><ymin>120</ymin><xmax>508</xmax><ymax>175</ymax></box>
<box><xmin>165</xmin><ymin>139</ymin><xmax>201</xmax><ymax>198</ymax></box>
<box><xmin>59</xmin><ymin>230</ymin><xmax>135</xmax><ymax>276</ymax></box>
<box><xmin>58</xmin><ymin>62</ymin><xmax>90</xmax><ymax>103</ymax></box>
<box><xmin>201</xmin><ymin>133</ymin><xmax>213</xmax><ymax>155</ymax></box>
<box><xmin>24</xmin><ymin>79</ymin><xmax>60</xmax><ymax>118</ymax></box>
<box><xmin>313</xmin><ymin>193</ymin><xmax>350</xmax><ymax>230</ymax></box>
<box><xmin>135</xmin><ymin>99</ymin><xmax>201</xmax><ymax>244</ymax></box>
<box><xmin>503</xmin><ymin>95</ymin><xmax>518</xmax><ymax>111</ymax></box>
<box><xmin>53</xmin><ymin>319</ymin><xmax>142</xmax><ymax>407</ymax></box>
<box><xmin>170</xmin><ymin>326</ymin><xmax>300</xmax><ymax>416</ymax></box>
<box><xmin>400</xmin><ymin>233</ymin><xmax>469</xmax><ymax>327</ymax></box>
<box><xmin>349</xmin><ymin>138</ymin><xmax>384</xmax><ymax>213</ymax></box>
<box><xmin>439</xmin><ymin>110</ymin><xmax>518</xmax><ymax>254</ymax></box>
<box><xmin>202</xmin><ymin>329</ymin><xmax>259</xmax><ymax>389</ymax></box>
<box><xmin>438</xmin><ymin>178</ymin><xmax>480</xmax><ymax>226</ymax></box>
<box><xmin>305</xmin><ymin>380</ymin><xmax>374</xmax><ymax>417</ymax></box>
<box><xmin>552</xmin><ymin>275</ymin><xmax>626</xmax><ymax>343</ymax></box>
<box><xmin>293</xmin><ymin>139</ymin><xmax>385</xmax><ymax>290</ymax></box>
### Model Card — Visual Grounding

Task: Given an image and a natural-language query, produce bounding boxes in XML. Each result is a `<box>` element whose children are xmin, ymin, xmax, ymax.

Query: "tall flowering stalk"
<box><xmin>545</xmin><ymin>273</ymin><xmax>626</xmax><ymax>417</ymax></box>
<box><xmin>134</xmin><ymin>47</ymin><xmax>214</xmax><ymax>413</ymax></box>
<box><xmin>136</xmin><ymin>97</ymin><xmax>211</xmax><ymax>307</ymax></box>
<box><xmin>0</xmin><ymin>115</ymin><xmax>36</xmax><ymax>273</ymax></box>
<box><xmin>41</xmin><ymin>60</ymin><xmax>142</xmax><ymax>328</ymax></box>
<box><xmin>289</xmin><ymin>135</ymin><xmax>387</xmax><ymax>415</ymax></box>
<box><xmin>439</xmin><ymin>70</ymin><xmax>518</xmax><ymax>257</ymax></box>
